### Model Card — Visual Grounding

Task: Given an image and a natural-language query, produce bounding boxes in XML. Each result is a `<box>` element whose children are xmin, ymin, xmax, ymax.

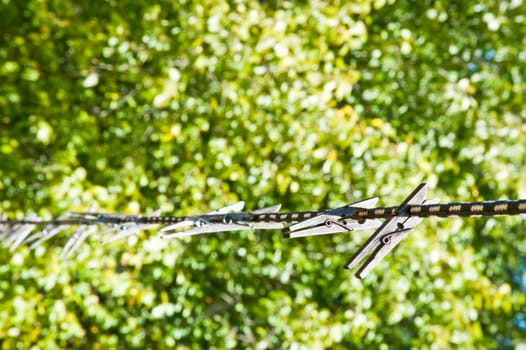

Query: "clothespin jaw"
<box><xmin>27</xmin><ymin>225</ymin><xmax>69</xmax><ymax>250</ymax></box>
<box><xmin>345</xmin><ymin>183</ymin><xmax>435</xmax><ymax>279</ymax></box>
<box><xmin>284</xmin><ymin>198</ymin><xmax>381</xmax><ymax>238</ymax></box>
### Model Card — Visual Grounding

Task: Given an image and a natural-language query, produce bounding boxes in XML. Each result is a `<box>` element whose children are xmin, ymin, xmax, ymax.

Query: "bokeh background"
<box><xmin>1</xmin><ymin>0</ymin><xmax>526</xmax><ymax>348</ymax></box>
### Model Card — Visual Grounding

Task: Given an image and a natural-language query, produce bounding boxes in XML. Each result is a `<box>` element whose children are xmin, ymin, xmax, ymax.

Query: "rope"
<box><xmin>1</xmin><ymin>199</ymin><xmax>525</xmax><ymax>227</ymax></box>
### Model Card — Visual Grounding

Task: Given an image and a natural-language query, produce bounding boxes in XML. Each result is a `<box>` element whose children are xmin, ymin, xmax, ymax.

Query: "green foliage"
<box><xmin>1</xmin><ymin>0</ymin><xmax>526</xmax><ymax>348</ymax></box>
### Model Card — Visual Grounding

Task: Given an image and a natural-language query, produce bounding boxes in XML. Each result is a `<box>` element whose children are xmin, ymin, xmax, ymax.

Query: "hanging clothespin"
<box><xmin>161</xmin><ymin>203</ymin><xmax>283</xmax><ymax>238</ymax></box>
<box><xmin>4</xmin><ymin>213</ymin><xmax>39</xmax><ymax>252</ymax></box>
<box><xmin>159</xmin><ymin>201</ymin><xmax>246</xmax><ymax>234</ymax></box>
<box><xmin>99</xmin><ymin>209</ymin><xmax>163</xmax><ymax>244</ymax></box>
<box><xmin>24</xmin><ymin>220</ymin><xmax>69</xmax><ymax>250</ymax></box>
<box><xmin>283</xmin><ymin>198</ymin><xmax>382</xmax><ymax>238</ymax></box>
<box><xmin>26</xmin><ymin>213</ymin><xmax>71</xmax><ymax>250</ymax></box>
<box><xmin>60</xmin><ymin>225</ymin><xmax>98</xmax><ymax>259</ymax></box>
<box><xmin>345</xmin><ymin>183</ymin><xmax>438</xmax><ymax>278</ymax></box>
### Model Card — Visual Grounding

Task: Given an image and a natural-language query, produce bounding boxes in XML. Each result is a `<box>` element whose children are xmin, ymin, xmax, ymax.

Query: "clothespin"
<box><xmin>60</xmin><ymin>225</ymin><xmax>98</xmax><ymax>259</ymax></box>
<box><xmin>64</xmin><ymin>211</ymin><xmax>132</xmax><ymax>241</ymax></box>
<box><xmin>345</xmin><ymin>183</ymin><xmax>438</xmax><ymax>278</ymax></box>
<box><xmin>159</xmin><ymin>201</ymin><xmax>246</xmax><ymax>233</ymax></box>
<box><xmin>29</xmin><ymin>225</ymin><xmax>71</xmax><ymax>250</ymax></box>
<box><xmin>161</xmin><ymin>203</ymin><xmax>283</xmax><ymax>238</ymax></box>
<box><xmin>283</xmin><ymin>198</ymin><xmax>382</xmax><ymax>238</ymax></box>
<box><xmin>100</xmin><ymin>209</ymin><xmax>162</xmax><ymax>244</ymax></box>
<box><xmin>4</xmin><ymin>213</ymin><xmax>39</xmax><ymax>252</ymax></box>
<box><xmin>22</xmin><ymin>212</ymin><xmax>70</xmax><ymax>249</ymax></box>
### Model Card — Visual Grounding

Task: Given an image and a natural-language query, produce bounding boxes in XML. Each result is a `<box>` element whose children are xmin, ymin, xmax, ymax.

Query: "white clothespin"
<box><xmin>60</xmin><ymin>225</ymin><xmax>97</xmax><ymax>259</ymax></box>
<box><xmin>161</xmin><ymin>203</ymin><xmax>283</xmax><ymax>238</ymax></box>
<box><xmin>5</xmin><ymin>213</ymin><xmax>39</xmax><ymax>252</ymax></box>
<box><xmin>160</xmin><ymin>201</ymin><xmax>246</xmax><ymax>233</ymax></box>
<box><xmin>284</xmin><ymin>198</ymin><xmax>382</xmax><ymax>238</ymax></box>
<box><xmin>100</xmin><ymin>209</ymin><xmax>162</xmax><ymax>244</ymax></box>
<box><xmin>28</xmin><ymin>225</ymin><xmax>70</xmax><ymax>250</ymax></box>
<box><xmin>24</xmin><ymin>212</ymin><xmax>71</xmax><ymax>248</ymax></box>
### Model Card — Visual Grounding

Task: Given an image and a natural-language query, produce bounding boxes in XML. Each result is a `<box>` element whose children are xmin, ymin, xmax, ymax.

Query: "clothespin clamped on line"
<box><xmin>160</xmin><ymin>202</ymin><xmax>284</xmax><ymax>238</ymax></box>
<box><xmin>346</xmin><ymin>184</ymin><xmax>439</xmax><ymax>278</ymax></box>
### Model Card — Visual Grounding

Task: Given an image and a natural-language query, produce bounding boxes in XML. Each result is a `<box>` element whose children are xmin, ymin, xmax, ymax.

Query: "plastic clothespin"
<box><xmin>161</xmin><ymin>203</ymin><xmax>283</xmax><ymax>238</ymax></box>
<box><xmin>345</xmin><ymin>183</ymin><xmax>437</xmax><ymax>279</ymax></box>
<box><xmin>284</xmin><ymin>198</ymin><xmax>382</xmax><ymax>238</ymax></box>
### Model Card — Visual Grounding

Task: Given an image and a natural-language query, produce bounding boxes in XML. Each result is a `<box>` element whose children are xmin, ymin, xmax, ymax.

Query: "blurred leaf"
<box><xmin>1</xmin><ymin>0</ymin><xmax>526</xmax><ymax>348</ymax></box>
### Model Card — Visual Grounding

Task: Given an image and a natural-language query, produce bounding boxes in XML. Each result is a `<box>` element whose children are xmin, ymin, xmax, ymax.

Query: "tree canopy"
<box><xmin>1</xmin><ymin>0</ymin><xmax>526</xmax><ymax>348</ymax></box>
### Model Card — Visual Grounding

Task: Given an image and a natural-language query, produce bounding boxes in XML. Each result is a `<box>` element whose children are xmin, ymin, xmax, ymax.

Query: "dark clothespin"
<box><xmin>345</xmin><ymin>183</ymin><xmax>438</xmax><ymax>278</ymax></box>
